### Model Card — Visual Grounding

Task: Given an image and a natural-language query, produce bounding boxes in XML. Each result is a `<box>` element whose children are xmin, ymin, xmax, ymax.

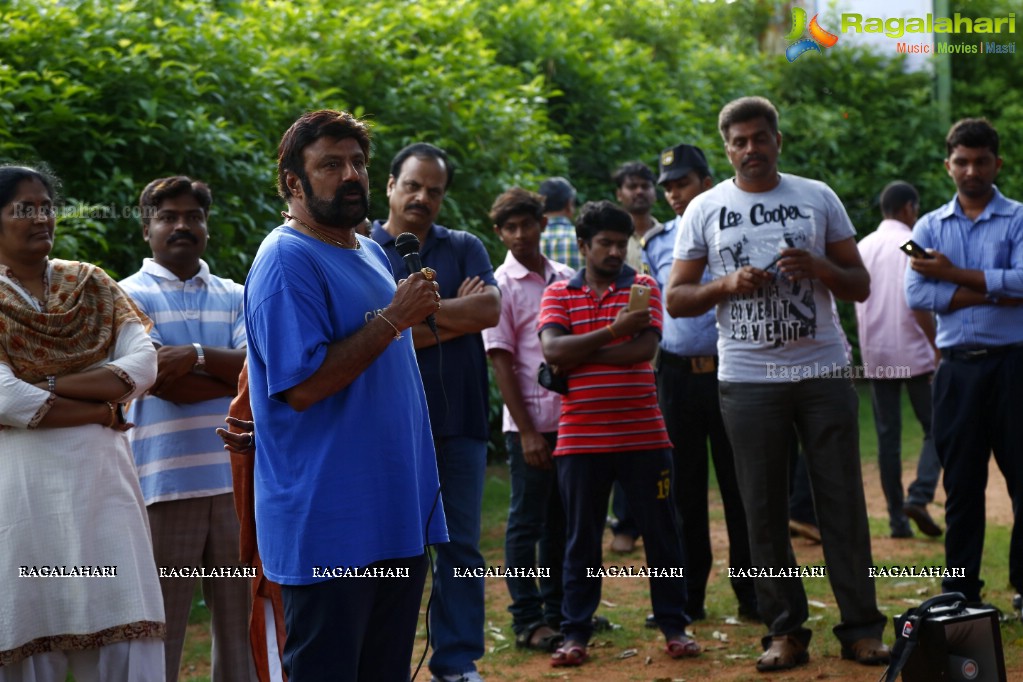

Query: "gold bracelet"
<box><xmin>376</xmin><ymin>310</ymin><xmax>402</xmax><ymax>341</ymax></box>
<box><xmin>606</xmin><ymin>324</ymin><xmax>617</xmax><ymax>339</ymax></box>
<box><xmin>105</xmin><ymin>401</ymin><xmax>118</xmax><ymax>428</ymax></box>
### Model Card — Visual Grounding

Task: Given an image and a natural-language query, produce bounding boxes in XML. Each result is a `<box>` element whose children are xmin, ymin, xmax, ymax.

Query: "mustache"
<box><xmin>405</xmin><ymin>202</ymin><xmax>430</xmax><ymax>213</ymax></box>
<box><xmin>338</xmin><ymin>181</ymin><xmax>366</xmax><ymax>199</ymax></box>
<box><xmin>742</xmin><ymin>154</ymin><xmax>768</xmax><ymax>165</ymax></box>
<box><xmin>168</xmin><ymin>232</ymin><xmax>198</xmax><ymax>244</ymax></box>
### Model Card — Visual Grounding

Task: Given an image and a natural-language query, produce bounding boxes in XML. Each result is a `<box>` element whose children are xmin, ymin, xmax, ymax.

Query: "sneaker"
<box><xmin>431</xmin><ymin>672</ymin><xmax>483</xmax><ymax>682</ymax></box>
<box><xmin>903</xmin><ymin>503</ymin><xmax>942</xmax><ymax>537</ymax></box>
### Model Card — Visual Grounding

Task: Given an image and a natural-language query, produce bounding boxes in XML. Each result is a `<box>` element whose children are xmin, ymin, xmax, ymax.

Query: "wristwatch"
<box><xmin>192</xmin><ymin>342</ymin><xmax>206</xmax><ymax>371</ymax></box>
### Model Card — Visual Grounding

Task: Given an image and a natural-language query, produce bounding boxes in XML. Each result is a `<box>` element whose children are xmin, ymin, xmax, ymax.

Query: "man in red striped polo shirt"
<box><xmin>538</xmin><ymin>200</ymin><xmax>699</xmax><ymax>668</ymax></box>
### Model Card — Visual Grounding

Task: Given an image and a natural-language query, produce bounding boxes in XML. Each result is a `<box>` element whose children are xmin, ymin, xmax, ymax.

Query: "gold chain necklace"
<box><xmin>282</xmin><ymin>212</ymin><xmax>361</xmax><ymax>249</ymax></box>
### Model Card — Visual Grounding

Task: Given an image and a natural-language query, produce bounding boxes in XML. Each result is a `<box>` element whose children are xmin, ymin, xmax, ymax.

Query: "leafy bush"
<box><xmin>3</xmin><ymin>0</ymin><xmax>1017</xmax><ymax>458</ymax></box>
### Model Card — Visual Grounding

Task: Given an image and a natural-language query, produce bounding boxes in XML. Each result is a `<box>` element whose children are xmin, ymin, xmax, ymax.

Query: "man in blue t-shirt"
<box><xmin>244</xmin><ymin>111</ymin><xmax>448</xmax><ymax>682</ymax></box>
<box><xmin>372</xmin><ymin>143</ymin><xmax>500</xmax><ymax>682</ymax></box>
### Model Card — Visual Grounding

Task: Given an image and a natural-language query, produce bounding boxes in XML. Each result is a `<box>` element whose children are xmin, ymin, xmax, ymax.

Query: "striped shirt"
<box><xmin>119</xmin><ymin>258</ymin><xmax>246</xmax><ymax>504</ymax></box>
<box><xmin>906</xmin><ymin>187</ymin><xmax>1023</xmax><ymax>349</ymax></box>
<box><xmin>538</xmin><ymin>266</ymin><xmax>671</xmax><ymax>456</ymax></box>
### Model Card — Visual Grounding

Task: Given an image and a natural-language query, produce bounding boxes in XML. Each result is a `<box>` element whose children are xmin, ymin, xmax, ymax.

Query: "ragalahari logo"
<box><xmin>786</xmin><ymin>7</ymin><xmax>839</xmax><ymax>61</ymax></box>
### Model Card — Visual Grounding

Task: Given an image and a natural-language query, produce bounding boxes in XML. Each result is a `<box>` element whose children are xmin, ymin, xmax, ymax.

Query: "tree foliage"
<box><xmin>3</xmin><ymin>0</ymin><xmax>1018</xmax><ymax>454</ymax></box>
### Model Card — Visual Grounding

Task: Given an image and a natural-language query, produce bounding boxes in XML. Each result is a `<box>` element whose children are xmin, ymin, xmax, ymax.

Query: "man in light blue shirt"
<box><xmin>120</xmin><ymin>176</ymin><xmax>252</xmax><ymax>682</ymax></box>
<box><xmin>905</xmin><ymin>117</ymin><xmax>1023</xmax><ymax>613</ymax></box>
<box><xmin>643</xmin><ymin>144</ymin><xmax>756</xmax><ymax>622</ymax></box>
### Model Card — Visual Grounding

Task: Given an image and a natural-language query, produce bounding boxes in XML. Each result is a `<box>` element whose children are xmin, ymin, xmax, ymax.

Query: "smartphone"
<box><xmin>900</xmin><ymin>240</ymin><xmax>934</xmax><ymax>259</ymax></box>
<box><xmin>627</xmin><ymin>284</ymin><xmax>651</xmax><ymax>312</ymax></box>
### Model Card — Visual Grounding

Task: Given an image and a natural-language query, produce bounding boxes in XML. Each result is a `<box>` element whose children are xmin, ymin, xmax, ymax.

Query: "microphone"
<box><xmin>394</xmin><ymin>232</ymin><xmax>438</xmax><ymax>334</ymax></box>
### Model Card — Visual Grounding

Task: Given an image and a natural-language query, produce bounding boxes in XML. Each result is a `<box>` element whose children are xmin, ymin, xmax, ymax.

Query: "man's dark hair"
<box><xmin>537</xmin><ymin>177</ymin><xmax>575</xmax><ymax>213</ymax></box>
<box><xmin>490</xmin><ymin>187</ymin><xmax>544</xmax><ymax>227</ymax></box>
<box><xmin>277</xmin><ymin>110</ymin><xmax>372</xmax><ymax>200</ymax></box>
<box><xmin>139</xmin><ymin>176</ymin><xmax>212</xmax><ymax>225</ymax></box>
<box><xmin>612</xmin><ymin>161</ymin><xmax>655</xmax><ymax>189</ymax></box>
<box><xmin>0</xmin><ymin>164</ymin><xmax>60</xmax><ymax>220</ymax></box>
<box><xmin>879</xmin><ymin>181</ymin><xmax>919</xmax><ymax>219</ymax></box>
<box><xmin>718</xmin><ymin>96</ymin><xmax>779</xmax><ymax>141</ymax></box>
<box><xmin>946</xmin><ymin>117</ymin><xmax>999</xmax><ymax>157</ymax></box>
<box><xmin>575</xmin><ymin>200</ymin><xmax>634</xmax><ymax>243</ymax></box>
<box><xmin>389</xmin><ymin>142</ymin><xmax>454</xmax><ymax>189</ymax></box>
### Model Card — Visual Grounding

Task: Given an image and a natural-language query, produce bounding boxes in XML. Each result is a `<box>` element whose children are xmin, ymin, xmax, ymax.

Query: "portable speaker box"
<box><xmin>900</xmin><ymin>606</ymin><xmax>1006</xmax><ymax>681</ymax></box>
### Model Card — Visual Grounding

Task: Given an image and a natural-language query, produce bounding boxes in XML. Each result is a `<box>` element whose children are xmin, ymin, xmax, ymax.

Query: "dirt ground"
<box><xmin>465</xmin><ymin>457</ymin><xmax>1019</xmax><ymax>682</ymax></box>
<box><xmin>180</xmin><ymin>458</ymin><xmax>1019</xmax><ymax>681</ymax></box>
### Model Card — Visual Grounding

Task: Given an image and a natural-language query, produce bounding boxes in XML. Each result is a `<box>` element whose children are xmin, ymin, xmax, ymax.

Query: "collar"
<box><xmin>875</xmin><ymin>218</ymin><xmax>912</xmax><ymax>233</ymax></box>
<box><xmin>641</xmin><ymin>216</ymin><xmax>676</xmax><ymax>248</ymax></box>
<box><xmin>501</xmin><ymin>250</ymin><xmax>567</xmax><ymax>282</ymax></box>
<box><xmin>371</xmin><ymin>220</ymin><xmax>446</xmax><ymax>247</ymax></box>
<box><xmin>140</xmin><ymin>257</ymin><xmax>210</xmax><ymax>284</ymax></box>
<box><xmin>567</xmin><ymin>263</ymin><xmax>637</xmax><ymax>290</ymax></box>
<box><xmin>939</xmin><ymin>186</ymin><xmax>1013</xmax><ymax>222</ymax></box>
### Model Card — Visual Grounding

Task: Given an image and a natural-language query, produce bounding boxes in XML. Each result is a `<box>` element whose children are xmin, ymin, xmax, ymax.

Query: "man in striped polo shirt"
<box><xmin>539</xmin><ymin>200</ymin><xmax>699</xmax><ymax>667</ymax></box>
<box><xmin>120</xmin><ymin>176</ymin><xmax>253</xmax><ymax>682</ymax></box>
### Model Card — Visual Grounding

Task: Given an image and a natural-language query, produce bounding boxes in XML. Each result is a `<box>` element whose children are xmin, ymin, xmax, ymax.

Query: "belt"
<box><xmin>940</xmin><ymin>342</ymin><xmax>1023</xmax><ymax>362</ymax></box>
<box><xmin>659</xmin><ymin>350</ymin><xmax>717</xmax><ymax>374</ymax></box>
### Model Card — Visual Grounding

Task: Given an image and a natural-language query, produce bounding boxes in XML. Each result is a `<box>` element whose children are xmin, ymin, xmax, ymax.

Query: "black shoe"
<box><xmin>645</xmin><ymin>613</ymin><xmax>657</xmax><ymax>629</ymax></box>
<box><xmin>903</xmin><ymin>503</ymin><xmax>943</xmax><ymax>537</ymax></box>
<box><xmin>890</xmin><ymin>527</ymin><xmax>914</xmax><ymax>539</ymax></box>
<box><xmin>1013</xmin><ymin>594</ymin><xmax>1022</xmax><ymax>619</ymax></box>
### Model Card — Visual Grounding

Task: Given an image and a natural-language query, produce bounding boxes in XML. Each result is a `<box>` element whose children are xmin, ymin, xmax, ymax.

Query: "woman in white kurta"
<box><xmin>0</xmin><ymin>166</ymin><xmax>165</xmax><ymax>681</ymax></box>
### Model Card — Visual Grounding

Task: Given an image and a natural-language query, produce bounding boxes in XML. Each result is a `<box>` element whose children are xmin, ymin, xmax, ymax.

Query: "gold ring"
<box><xmin>421</xmin><ymin>267</ymin><xmax>435</xmax><ymax>281</ymax></box>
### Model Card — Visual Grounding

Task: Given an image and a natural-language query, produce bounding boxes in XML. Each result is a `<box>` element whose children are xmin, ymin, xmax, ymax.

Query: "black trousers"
<box><xmin>280</xmin><ymin>554</ymin><xmax>428</xmax><ymax>682</ymax></box>
<box><xmin>657</xmin><ymin>360</ymin><xmax>756</xmax><ymax>615</ymax></box>
<box><xmin>934</xmin><ymin>346</ymin><xmax>1023</xmax><ymax>600</ymax></box>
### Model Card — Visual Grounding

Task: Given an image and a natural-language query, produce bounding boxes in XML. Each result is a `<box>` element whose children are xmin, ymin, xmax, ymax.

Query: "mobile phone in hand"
<box><xmin>627</xmin><ymin>284</ymin><xmax>651</xmax><ymax>312</ymax></box>
<box><xmin>900</xmin><ymin>240</ymin><xmax>934</xmax><ymax>259</ymax></box>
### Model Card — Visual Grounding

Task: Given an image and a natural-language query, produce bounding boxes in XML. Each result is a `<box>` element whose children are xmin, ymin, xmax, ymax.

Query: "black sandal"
<box><xmin>515</xmin><ymin>622</ymin><xmax>564</xmax><ymax>652</ymax></box>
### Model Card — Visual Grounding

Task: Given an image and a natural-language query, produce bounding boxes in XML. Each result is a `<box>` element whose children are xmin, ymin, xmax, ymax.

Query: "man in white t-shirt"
<box><xmin>665</xmin><ymin>96</ymin><xmax>888</xmax><ymax>673</ymax></box>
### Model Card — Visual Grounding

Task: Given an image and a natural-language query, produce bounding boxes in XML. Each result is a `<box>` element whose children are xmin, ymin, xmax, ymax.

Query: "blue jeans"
<box><xmin>429</xmin><ymin>436</ymin><xmax>487</xmax><ymax>677</ymax></box>
<box><xmin>504</xmin><ymin>432</ymin><xmax>565</xmax><ymax>634</ymax></box>
<box><xmin>869</xmin><ymin>375</ymin><xmax>941</xmax><ymax>535</ymax></box>
<box><xmin>719</xmin><ymin>379</ymin><xmax>885</xmax><ymax>649</ymax></box>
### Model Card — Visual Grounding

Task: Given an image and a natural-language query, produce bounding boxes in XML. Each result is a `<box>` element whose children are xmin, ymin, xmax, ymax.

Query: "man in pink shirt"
<box><xmin>855</xmin><ymin>181</ymin><xmax>943</xmax><ymax>538</ymax></box>
<box><xmin>483</xmin><ymin>187</ymin><xmax>575</xmax><ymax>653</ymax></box>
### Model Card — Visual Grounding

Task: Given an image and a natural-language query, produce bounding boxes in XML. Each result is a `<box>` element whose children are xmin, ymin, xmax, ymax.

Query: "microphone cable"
<box><xmin>412</xmin><ymin>321</ymin><xmax>448</xmax><ymax>681</ymax></box>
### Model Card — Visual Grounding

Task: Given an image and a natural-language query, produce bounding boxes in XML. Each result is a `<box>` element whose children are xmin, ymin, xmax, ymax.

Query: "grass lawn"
<box><xmin>171</xmin><ymin>383</ymin><xmax>1023</xmax><ymax>681</ymax></box>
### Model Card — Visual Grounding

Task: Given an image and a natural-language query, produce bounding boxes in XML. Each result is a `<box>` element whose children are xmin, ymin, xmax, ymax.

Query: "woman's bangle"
<box><xmin>376</xmin><ymin>309</ymin><xmax>402</xmax><ymax>341</ymax></box>
<box><xmin>47</xmin><ymin>375</ymin><xmax>56</xmax><ymax>393</ymax></box>
<box><xmin>105</xmin><ymin>401</ymin><xmax>118</xmax><ymax>428</ymax></box>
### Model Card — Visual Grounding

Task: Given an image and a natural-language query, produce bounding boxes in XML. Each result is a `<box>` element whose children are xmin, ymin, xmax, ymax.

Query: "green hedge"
<box><xmin>3</xmin><ymin>0</ymin><xmax>1019</xmax><ymax>460</ymax></box>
